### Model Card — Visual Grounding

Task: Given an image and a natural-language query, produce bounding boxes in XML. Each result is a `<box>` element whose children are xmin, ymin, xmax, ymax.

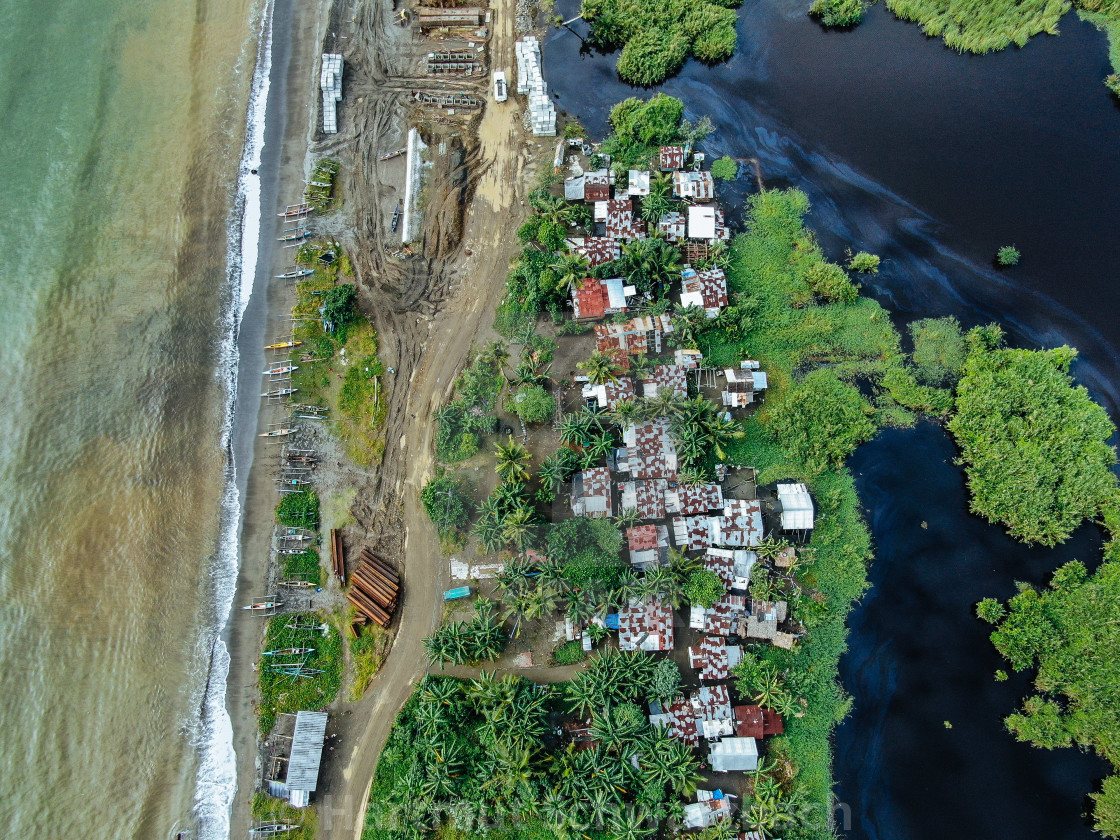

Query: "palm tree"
<box><xmin>628</xmin><ymin>353</ymin><xmax>654</xmax><ymax>378</ymax></box>
<box><xmin>494</xmin><ymin>436</ymin><xmax>531</xmax><ymax>483</ymax></box>
<box><xmin>584</xmin><ymin>431</ymin><xmax>615</xmax><ymax>463</ymax></box>
<box><xmin>615</xmin><ymin>507</ymin><xmax>642</xmax><ymax>531</ymax></box>
<box><xmin>704</xmin><ymin>411</ymin><xmax>745</xmax><ymax>460</ymax></box>
<box><xmin>606</xmin><ymin>806</ymin><xmax>656</xmax><ymax>840</ymax></box>
<box><xmin>644</xmin><ymin>386</ymin><xmax>684</xmax><ymax>419</ymax></box>
<box><xmin>472</xmin><ymin>513</ymin><xmax>505</xmax><ymax>553</ymax></box>
<box><xmin>565</xmin><ymin>676</ymin><xmax>600</xmax><ymax>718</ymax></box>
<box><xmin>502</xmin><ymin>504</ymin><xmax>538</xmax><ymax>552</ymax></box>
<box><xmin>676</xmin><ymin>467</ymin><xmax>707</xmax><ymax>486</ymax></box>
<box><xmin>578</xmin><ymin>350</ymin><xmax>623</xmax><ymax>386</ymax></box>
<box><xmin>566</xmin><ymin>594</ymin><xmax>596</xmax><ymax>626</ymax></box>
<box><xmin>649</xmin><ymin>171</ymin><xmax>673</xmax><ymax>200</ymax></box>
<box><xmin>479</xmin><ymin>340</ymin><xmax>510</xmax><ymax>372</ymax></box>
<box><xmin>621</xmin><ymin>237</ymin><xmax>682</xmax><ymax>298</ymax></box>
<box><xmin>670</xmin><ymin>303</ymin><xmax>707</xmax><ymax>349</ymax></box>
<box><xmin>640</xmin><ymin>190</ymin><xmax>674</xmax><ymax>224</ymax></box>
<box><xmin>668</xmin><ymin>547</ymin><xmax>700</xmax><ymax>583</ymax></box>
<box><xmin>535</xmin><ymin>193</ymin><xmax>577</xmax><ymax>228</ymax></box>
<box><xmin>552</xmin><ymin>251</ymin><xmax>590</xmax><ymax>295</ymax></box>
<box><xmin>708</xmin><ymin>237</ymin><xmax>731</xmax><ymax>269</ymax></box>
<box><xmin>643</xmin><ymin>566</ymin><xmax>683</xmax><ymax>608</ymax></box>
<box><xmin>559</xmin><ymin>411</ymin><xmax>595</xmax><ymax>447</ymax></box>
<box><xmin>610</xmin><ymin>397</ymin><xmax>645</xmax><ymax>429</ymax></box>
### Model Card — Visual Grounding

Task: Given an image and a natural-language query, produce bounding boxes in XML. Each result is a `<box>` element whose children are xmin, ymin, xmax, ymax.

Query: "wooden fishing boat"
<box><xmin>276</xmin><ymin>268</ymin><xmax>314</xmax><ymax>279</ymax></box>
<box><xmin>277</xmin><ymin>229</ymin><xmax>311</xmax><ymax>242</ymax></box>
<box><xmin>262</xmin><ymin>387</ymin><xmax>298</xmax><ymax>398</ymax></box>
<box><xmin>249</xmin><ymin>825</ymin><xmax>299</xmax><ymax>836</ymax></box>
<box><xmin>262</xmin><ymin>647</ymin><xmax>315</xmax><ymax>656</ymax></box>
<box><xmin>264</xmin><ymin>364</ymin><xmax>298</xmax><ymax>376</ymax></box>
<box><xmin>258</xmin><ymin>428</ymin><xmax>293</xmax><ymax>438</ymax></box>
<box><xmin>275</xmin><ymin>547</ymin><xmax>307</xmax><ymax>555</ymax></box>
<box><xmin>278</xmin><ymin>579</ymin><xmax>315</xmax><ymax>588</ymax></box>
<box><xmin>277</xmin><ymin>533</ymin><xmax>310</xmax><ymax>542</ymax></box>
<box><xmin>264</xmin><ymin>340</ymin><xmax>302</xmax><ymax>350</ymax></box>
<box><xmin>308</xmin><ymin>179</ymin><xmax>332</xmax><ymax>187</ymax></box>
<box><xmin>277</xmin><ymin>205</ymin><xmax>312</xmax><ymax>218</ymax></box>
<box><xmin>379</xmin><ymin>147</ymin><xmax>407</xmax><ymax>161</ymax></box>
<box><xmin>242</xmin><ymin>602</ymin><xmax>276</xmax><ymax>611</ymax></box>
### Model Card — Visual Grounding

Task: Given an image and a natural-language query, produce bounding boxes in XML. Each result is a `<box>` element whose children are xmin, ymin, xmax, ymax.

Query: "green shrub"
<box><xmin>420</xmin><ymin>470</ymin><xmax>473</xmax><ymax>535</ymax></box>
<box><xmin>277</xmin><ymin>489</ymin><xmax>320</xmax><ymax>529</ymax></box>
<box><xmin>506</xmin><ymin>384</ymin><xmax>556</xmax><ymax>425</ymax></box>
<box><xmin>809</xmin><ymin>0</ymin><xmax>867</xmax><ymax>26</ymax></box>
<box><xmin>710</xmin><ymin>156</ymin><xmax>739</xmax><ymax>180</ymax></box>
<box><xmin>805</xmin><ymin>261</ymin><xmax>858</xmax><ymax>303</ymax></box>
<box><xmin>909</xmin><ymin>316</ymin><xmax>967</xmax><ymax>387</ymax></box>
<box><xmin>976</xmin><ymin>597</ymin><xmax>1006</xmax><ymax>624</ymax></box>
<box><xmin>948</xmin><ymin>338</ymin><xmax>1119</xmax><ymax>546</ymax></box>
<box><xmin>1107</xmin><ymin>75</ymin><xmax>1120</xmax><ymax>97</ymax></box>
<box><xmin>846</xmin><ymin>251</ymin><xmax>881</xmax><ymax>273</ymax></box>
<box><xmin>552</xmin><ymin>639</ymin><xmax>587</xmax><ymax>665</ymax></box>
<box><xmin>283</xmin><ymin>549</ymin><xmax>324</xmax><ymax>586</ymax></box>
<box><xmin>322</xmin><ymin>283</ymin><xmax>358</xmax><ymax>331</ymax></box>
<box><xmin>996</xmin><ymin>245</ymin><xmax>1021</xmax><ymax>265</ymax></box>
<box><xmin>683</xmin><ymin>568</ymin><xmax>725</xmax><ymax>607</ymax></box>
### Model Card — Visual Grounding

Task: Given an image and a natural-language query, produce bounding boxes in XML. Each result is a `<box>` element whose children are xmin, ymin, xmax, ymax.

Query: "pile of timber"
<box><xmin>347</xmin><ymin>549</ymin><xmax>399</xmax><ymax>628</ymax></box>
<box><xmin>330</xmin><ymin>528</ymin><xmax>345</xmax><ymax>583</ymax></box>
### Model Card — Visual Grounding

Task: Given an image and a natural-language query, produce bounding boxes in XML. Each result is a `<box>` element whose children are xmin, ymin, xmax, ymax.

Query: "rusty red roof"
<box><xmin>627</xmin><ymin>524</ymin><xmax>659</xmax><ymax>551</ymax></box>
<box><xmin>659</xmin><ymin>146</ymin><xmax>686</xmax><ymax>170</ymax></box>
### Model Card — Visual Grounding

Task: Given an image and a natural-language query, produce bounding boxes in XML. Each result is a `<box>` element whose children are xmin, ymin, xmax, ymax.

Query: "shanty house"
<box><xmin>566</xmin><ymin>236</ymin><xmax>620</xmax><ymax>267</ymax></box>
<box><xmin>680</xmin><ymin>267</ymin><xmax>729</xmax><ymax>317</ymax></box>
<box><xmin>564</xmin><ymin>175</ymin><xmax>586</xmax><ymax>201</ymax></box>
<box><xmin>659</xmin><ymin>145</ymin><xmax>686</xmax><ymax>170</ymax></box>
<box><xmin>595</xmin><ymin>314</ymin><xmax>674</xmax><ymax>357</ymax></box>
<box><xmin>628</xmin><ymin>170</ymin><xmax>651</xmax><ymax>195</ymax></box>
<box><xmin>673</xmin><ymin>170</ymin><xmax>715</xmax><ymax>201</ymax></box>
<box><xmin>777</xmin><ymin>482</ymin><xmax>815</xmax><ymax>532</ymax></box>
<box><xmin>734</xmin><ymin>704</ymin><xmax>785</xmax><ymax>739</ymax></box>
<box><xmin>583</xmin><ymin>169</ymin><xmax>611</xmax><ymax>202</ymax></box>
<box><xmin>657</xmin><ymin>211</ymin><xmax>687</xmax><ymax>242</ymax></box>
<box><xmin>571</xmin><ymin>467</ymin><xmax>612</xmax><ymax>517</ymax></box>
<box><xmin>641</xmin><ymin>363</ymin><xmax>688</xmax><ymax>400</ymax></box>
<box><xmin>665</xmin><ymin>482</ymin><xmax>724</xmax><ymax>516</ymax></box>
<box><xmin>648</xmin><ymin>684</ymin><xmax>733</xmax><ymax>746</ymax></box>
<box><xmin>583</xmin><ymin>376</ymin><xmax>636</xmax><ymax>410</ymax></box>
<box><xmin>686</xmin><ymin>205</ymin><xmax>731</xmax><ymax>240</ymax></box>
<box><xmin>689</xmin><ymin>637</ymin><xmax>744</xmax><ymax>681</ymax></box>
<box><xmin>618</xmin><ymin>595</ymin><xmax>674</xmax><ymax>651</ymax></box>
<box><xmin>683</xmin><ymin>791</ymin><xmax>733</xmax><ymax>829</ymax></box>
<box><xmin>704</xmin><ymin>547</ymin><xmax>756</xmax><ymax>591</ymax></box>
<box><xmin>742</xmin><ymin>598</ymin><xmax>789</xmax><ymax>641</ymax></box>
<box><xmin>620</xmin><ymin>479</ymin><xmax>668</xmax><ymax>521</ymax></box>
<box><xmin>284</xmin><ymin>710</ymin><xmax>328</xmax><ymax>807</ymax></box>
<box><xmin>572</xmin><ymin>276</ymin><xmax>627</xmax><ymax>320</ymax></box>
<box><xmin>625</xmin><ymin>523</ymin><xmax>669</xmax><ymax>569</ymax></box>
<box><xmin>709</xmin><ymin>737</ymin><xmax>759</xmax><ymax>772</ymax></box>
<box><xmin>605</xmin><ymin>197</ymin><xmax>646</xmax><ymax>241</ymax></box>
<box><xmin>689</xmin><ymin>594</ymin><xmax>748</xmax><ymax>636</ymax></box>
<box><xmin>722</xmin><ymin>361</ymin><xmax>768</xmax><ymax>408</ymax></box>
<box><xmin>619</xmin><ymin>420</ymin><xmax>678</xmax><ymax>479</ymax></box>
<box><xmin>711</xmin><ymin>499</ymin><xmax>764</xmax><ymax>547</ymax></box>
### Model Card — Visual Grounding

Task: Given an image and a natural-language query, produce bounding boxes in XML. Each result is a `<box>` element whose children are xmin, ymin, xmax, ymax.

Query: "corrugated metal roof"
<box><xmin>709</xmin><ymin>736</ymin><xmax>758</xmax><ymax>772</ymax></box>
<box><xmin>285</xmin><ymin>711</ymin><xmax>328</xmax><ymax>792</ymax></box>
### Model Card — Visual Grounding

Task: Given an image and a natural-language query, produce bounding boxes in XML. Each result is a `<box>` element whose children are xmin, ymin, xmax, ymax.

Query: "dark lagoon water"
<box><xmin>544</xmin><ymin>3</ymin><xmax>1120</xmax><ymax>837</ymax></box>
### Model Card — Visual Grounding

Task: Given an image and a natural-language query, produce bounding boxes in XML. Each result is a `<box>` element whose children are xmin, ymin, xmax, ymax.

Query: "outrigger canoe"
<box><xmin>249</xmin><ymin>826</ymin><xmax>299</xmax><ymax>836</ymax></box>
<box><xmin>277</xmin><ymin>229</ymin><xmax>311</xmax><ymax>242</ymax></box>
<box><xmin>262</xmin><ymin>387</ymin><xmax>298</xmax><ymax>398</ymax></box>
<box><xmin>265</xmin><ymin>340</ymin><xmax>302</xmax><ymax>350</ymax></box>
<box><xmin>262</xmin><ymin>647</ymin><xmax>314</xmax><ymax>656</ymax></box>
<box><xmin>264</xmin><ymin>364</ymin><xmax>298</xmax><ymax>376</ymax></box>
<box><xmin>276</xmin><ymin>269</ymin><xmax>314</xmax><ymax>279</ymax></box>
<box><xmin>258</xmin><ymin>428</ymin><xmax>293</xmax><ymax>438</ymax></box>
<box><xmin>277</xmin><ymin>205</ymin><xmax>312</xmax><ymax>218</ymax></box>
<box><xmin>242</xmin><ymin>602</ymin><xmax>276</xmax><ymax>611</ymax></box>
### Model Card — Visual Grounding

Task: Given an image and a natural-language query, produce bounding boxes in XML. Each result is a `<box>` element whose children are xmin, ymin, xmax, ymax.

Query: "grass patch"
<box><xmin>349</xmin><ymin>622</ymin><xmax>391</xmax><ymax>702</ymax></box>
<box><xmin>283</xmin><ymin>549</ymin><xmax>324</xmax><ymax>587</ymax></box>
<box><xmin>551</xmin><ymin>639</ymin><xmax>587</xmax><ymax>665</ymax></box>
<box><xmin>258</xmin><ymin>612</ymin><xmax>343</xmax><ymax>735</ymax></box>
<box><xmin>323</xmin><ymin>488</ymin><xmax>358</xmax><ymax>531</ymax></box>
<box><xmin>251</xmin><ymin>792</ymin><xmax>317</xmax><ymax>840</ymax></box>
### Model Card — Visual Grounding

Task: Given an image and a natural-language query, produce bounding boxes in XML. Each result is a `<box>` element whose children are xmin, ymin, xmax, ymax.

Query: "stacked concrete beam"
<box><xmin>321</xmin><ymin>53</ymin><xmax>343</xmax><ymax>134</ymax></box>
<box><xmin>514</xmin><ymin>36</ymin><xmax>556</xmax><ymax>136</ymax></box>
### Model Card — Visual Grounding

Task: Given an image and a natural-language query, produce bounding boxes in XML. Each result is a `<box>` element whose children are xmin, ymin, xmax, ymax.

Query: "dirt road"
<box><xmin>307</xmin><ymin>0</ymin><xmax>538</xmax><ymax>837</ymax></box>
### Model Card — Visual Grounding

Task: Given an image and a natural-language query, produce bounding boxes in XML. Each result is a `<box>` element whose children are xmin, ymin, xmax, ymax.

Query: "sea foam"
<box><xmin>191</xmin><ymin>0</ymin><xmax>274</xmax><ymax>837</ymax></box>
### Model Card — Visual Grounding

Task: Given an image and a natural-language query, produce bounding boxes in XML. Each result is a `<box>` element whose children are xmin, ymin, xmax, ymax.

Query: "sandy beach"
<box><xmin>224</xmin><ymin>0</ymin><xmax>325</xmax><ymax>834</ymax></box>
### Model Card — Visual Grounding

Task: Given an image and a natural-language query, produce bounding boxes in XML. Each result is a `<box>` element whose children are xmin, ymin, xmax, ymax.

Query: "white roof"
<box><xmin>605</xmin><ymin>277</ymin><xmax>627</xmax><ymax>309</ymax></box>
<box><xmin>628</xmin><ymin>170</ymin><xmax>651</xmax><ymax>195</ymax></box>
<box><xmin>709</xmin><ymin>736</ymin><xmax>758</xmax><ymax>772</ymax></box>
<box><xmin>688</xmin><ymin>205</ymin><xmax>716</xmax><ymax>240</ymax></box>
<box><xmin>689</xmin><ymin>604</ymin><xmax>706</xmax><ymax>629</ymax></box>
<box><xmin>564</xmin><ymin>176</ymin><xmax>585</xmax><ymax>200</ymax></box>
<box><xmin>752</xmin><ymin>371</ymin><xmax>768</xmax><ymax>390</ymax></box>
<box><xmin>286</xmin><ymin>711</ymin><xmax>328</xmax><ymax>792</ymax></box>
<box><xmin>777</xmin><ymin>482</ymin><xmax>814</xmax><ymax>530</ymax></box>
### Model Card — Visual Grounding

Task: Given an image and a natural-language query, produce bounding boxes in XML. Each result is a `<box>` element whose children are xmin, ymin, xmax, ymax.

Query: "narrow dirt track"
<box><xmin>308</xmin><ymin>0</ymin><xmax>536</xmax><ymax>836</ymax></box>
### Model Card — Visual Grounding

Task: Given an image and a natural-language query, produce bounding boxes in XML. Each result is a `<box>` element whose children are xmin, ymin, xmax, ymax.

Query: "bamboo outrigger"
<box><xmin>258</xmin><ymin>428</ymin><xmax>293</xmax><ymax>438</ymax></box>
<box><xmin>276</xmin><ymin>268</ymin><xmax>314</xmax><ymax>279</ymax></box>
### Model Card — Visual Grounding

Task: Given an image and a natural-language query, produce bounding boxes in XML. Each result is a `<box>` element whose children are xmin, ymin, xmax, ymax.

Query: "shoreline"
<box><xmin>221</xmin><ymin>0</ymin><xmax>324</xmax><ymax>835</ymax></box>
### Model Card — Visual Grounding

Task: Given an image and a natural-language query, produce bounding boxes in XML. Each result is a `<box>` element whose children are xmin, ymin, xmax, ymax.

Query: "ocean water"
<box><xmin>0</xmin><ymin>0</ymin><xmax>262</xmax><ymax>836</ymax></box>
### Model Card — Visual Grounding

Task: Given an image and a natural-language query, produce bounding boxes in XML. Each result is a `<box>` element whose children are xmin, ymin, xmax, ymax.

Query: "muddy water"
<box><xmin>544</xmin><ymin>3</ymin><xmax>1120</xmax><ymax>836</ymax></box>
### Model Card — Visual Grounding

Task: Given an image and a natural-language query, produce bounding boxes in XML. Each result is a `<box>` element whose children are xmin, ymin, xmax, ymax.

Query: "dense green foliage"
<box><xmin>710</xmin><ymin>156</ymin><xmax>739</xmax><ymax>180</ymax></box>
<box><xmin>996</xmin><ymin>244</ymin><xmax>1021</xmax><ymax>265</ymax></box>
<box><xmin>547</xmin><ymin>516</ymin><xmax>629</xmax><ymax>588</ymax></box>
<box><xmin>947</xmin><ymin>337</ymin><xmax>1119</xmax><ymax>545</ymax></box>
<box><xmin>582</xmin><ymin>0</ymin><xmax>743</xmax><ymax>85</ymax></box>
<box><xmin>846</xmin><ymin>250</ymin><xmax>881</xmax><ymax>274</ymax></box>
<box><xmin>986</xmin><ymin>556</ymin><xmax>1120</xmax><ymax>835</ymax></box>
<box><xmin>420</xmin><ymin>470</ymin><xmax>473</xmax><ymax>536</ymax></box>
<box><xmin>766</xmin><ymin>369</ymin><xmax>877</xmax><ymax>474</ymax></box>
<box><xmin>252</xmin><ymin>792</ymin><xmax>317</xmax><ymax>840</ymax></box>
<box><xmin>435</xmin><ymin>346</ymin><xmax>506</xmax><ymax>462</ymax></box>
<box><xmin>321</xmin><ymin>283</ymin><xmax>358</xmax><ymax>333</ymax></box>
<box><xmin>363</xmin><ymin>667</ymin><xmax>702</xmax><ymax>840</ymax></box>
<box><xmin>1109</xmin><ymin>73</ymin><xmax>1120</xmax><ymax>95</ymax></box>
<box><xmin>683</xmin><ymin>568</ymin><xmax>726</xmax><ymax>607</ymax></box>
<box><xmin>258</xmin><ymin>613</ymin><xmax>342</xmax><ymax>734</ymax></box>
<box><xmin>277</xmin><ymin>489</ymin><xmax>320</xmax><ymax>529</ymax></box>
<box><xmin>283</xmin><ymin>548</ymin><xmax>324</xmax><ymax>586</ymax></box>
<box><xmin>908</xmin><ymin>316</ymin><xmax>967</xmax><ymax>387</ymax></box>
<box><xmin>551</xmin><ymin>639</ymin><xmax>587</xmax><ymax>665</ymax></box>
<box><xmin>884</xmin><ymin>0</ymin><xmax>1099</xmax><ymax>53</ymax></box>
<box><xmin>809</xmin><ymin>0</ymin><xmax>867</xmax><ymax>27</ymax></box>
<box><xmin>507</xmin><ymin>384</ymin><xmax>556</xmax><ymax>425</ymax></box>
<box><xmin>424</xmin><ymin>600</ymin><xmax>508</xmax><ymax>666</ymax></box>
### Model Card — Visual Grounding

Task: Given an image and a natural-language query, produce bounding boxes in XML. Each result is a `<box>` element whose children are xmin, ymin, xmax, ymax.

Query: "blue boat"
<box><xmin>443</xmin><ymin>586</ymin><xmax>471</xmax><ymax>601</ymax></box>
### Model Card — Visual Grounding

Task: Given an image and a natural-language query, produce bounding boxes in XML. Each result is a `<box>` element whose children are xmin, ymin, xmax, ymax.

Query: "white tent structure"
<box><xmin>777</xmin><ymin>482</ymin><xmax>815</xmax><ymax>531</ymax></box>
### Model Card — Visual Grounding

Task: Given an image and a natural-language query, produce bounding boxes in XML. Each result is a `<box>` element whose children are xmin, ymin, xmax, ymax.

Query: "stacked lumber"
<box><xmin>346</xmin><ymin>549</ymin><xmax>399</xmax><ymax>628</ymax></box>
<box><xmin>330</xmin><ymin>529</ymin><xmax>345</xmax><ymax>583</ymax></box>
